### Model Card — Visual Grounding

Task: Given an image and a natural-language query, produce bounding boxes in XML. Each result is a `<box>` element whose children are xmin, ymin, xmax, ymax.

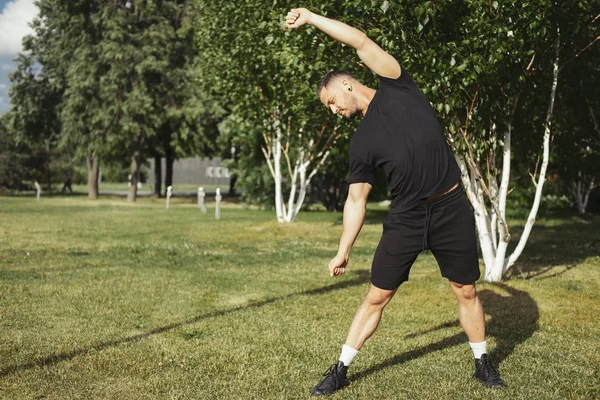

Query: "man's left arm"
<box><xmin>285</xmin><ymin>8</ymin><xmax>401</xmax><ymax>79</ymax></box>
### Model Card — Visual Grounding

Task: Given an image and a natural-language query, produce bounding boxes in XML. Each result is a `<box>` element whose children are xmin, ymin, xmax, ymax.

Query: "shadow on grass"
<box><xmin>506</xmin><ymin>216</ymin><xmax>600</xmax><ymax>280</ymax></box>
<box><xmin>351</xmin><ymin>282</ymin><xmax>538</xmax><ymax>383</ymax></box>
<box><xmin>0</xmin><ymin>270</ymin><xmax>370</xmax><ymax>378</ymax></box>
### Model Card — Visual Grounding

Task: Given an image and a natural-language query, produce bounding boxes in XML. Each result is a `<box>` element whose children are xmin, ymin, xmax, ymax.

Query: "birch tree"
<box><xmin>404</xmin><ymin>1</ymin><xmax>573</xmax><ymax>282</ymax></box>
<box><xmin>196</xmin><ymin>0</ymin><xmax>347</xmax><ymax>222</ymax></box>
<box><xmin>454</xmin><ymin>34</ymin><xmax>560</xmax><ymax>281</ymax></box>
<box><xmin>260</xmin><ymin>109</ymin><xmax>339</xmax><ymax>222</ymax></box>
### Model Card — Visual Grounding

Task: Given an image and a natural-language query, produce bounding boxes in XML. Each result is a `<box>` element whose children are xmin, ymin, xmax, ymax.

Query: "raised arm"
<box><xmin>285</xmin><ymin>8</ymin><xmax>401</xmax><ymax>79</ymax></box>
<box><xmin>328</xmin><ymin>182</ymin><xmax>372</xmax><ymax>277</ymax></box>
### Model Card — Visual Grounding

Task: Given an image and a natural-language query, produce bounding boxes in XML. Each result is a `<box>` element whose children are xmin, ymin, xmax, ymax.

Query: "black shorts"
<box><xmin>371</xmin><ymin>185</ymin><xmax>480</xmax><ymax>290</ymax></box>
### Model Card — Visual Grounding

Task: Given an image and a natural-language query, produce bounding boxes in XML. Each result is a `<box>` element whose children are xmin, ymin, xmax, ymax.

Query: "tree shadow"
<box><xmin>505</xmin><ymin>216</ymin><xmax>600</xmax><ymax>280</ymax></box>
<box><xmin>0</xmin><ymin>270</ymin><xmax>370</xmax><ymax>378</ymax></box>
<box><xmin>351</xmin><ymin>282</ymin><xmax>538</xmax><ymax>382</ymax></box>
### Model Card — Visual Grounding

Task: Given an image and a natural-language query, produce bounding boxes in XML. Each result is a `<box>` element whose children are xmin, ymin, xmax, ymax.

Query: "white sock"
<box><xmin>469</xmin><ymin>340</ymin><xmax>487</xmax><ymax>359</ymax></box>
<box><xmin>338</xmin><ymin>344</ymin><xmax>359</xmax><ymax>367</ymax></box>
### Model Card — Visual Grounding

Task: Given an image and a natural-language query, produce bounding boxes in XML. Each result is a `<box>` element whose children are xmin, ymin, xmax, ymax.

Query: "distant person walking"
<box><xmin>285</xmin><ymin>8</ymin><xmax>506</xmax><ymax>396</ymax></box>
<box><xmin>61</xmin><ymin>171</ymin><xmax>73</xmax><ymax>194</ymax></box>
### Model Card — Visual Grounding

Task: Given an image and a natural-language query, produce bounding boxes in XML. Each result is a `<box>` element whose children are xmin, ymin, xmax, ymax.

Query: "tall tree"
<box><xmin>196</xmin><ymin>1</ymin><xmax>351</xmax><ymax>222</ymax></box>
<box><xmin>7</xmin><ymin>15</ymin><xmax>64</xmax><ymax>192</ymax></box>
<box><xmin>98</xmin><ymin>0</ymin><xmax>219</xmax><ymax>201</ymax></box>
<box><xmin>0</xmin><ymin>114</ymin><xmax>29</xmax><ymax>189</ymax></box>
<box><xmin>57</xmin><ymin>1</ymin><xmax>113</xmax><ymax>199</ymax></box>
<box><xmin>11</xmin><ymin>0</ymin><xmax>220</xmax><ymax>201</ymax></box>
<box><xmin>10</xmin><ymin>0</ymin><xmax>125</xmax><ymax>199</ymax></box>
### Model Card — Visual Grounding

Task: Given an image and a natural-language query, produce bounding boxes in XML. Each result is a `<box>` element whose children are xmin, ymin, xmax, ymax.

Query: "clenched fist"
<box><xmin>285</xmin><ymin>8</ymin><xmax>312</xmax><ymax>29</ymax></box>
<box><xmin>328</xmin><ymin>253</ymin><xmax>349</xmax><ymax>277</ymax></box>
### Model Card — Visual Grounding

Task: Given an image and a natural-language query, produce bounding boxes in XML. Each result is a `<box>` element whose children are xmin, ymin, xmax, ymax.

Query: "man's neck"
<box><xmin>359</xmin><ymin>87</ymin><xmax>377</xmax><ymax>117</ymax></box>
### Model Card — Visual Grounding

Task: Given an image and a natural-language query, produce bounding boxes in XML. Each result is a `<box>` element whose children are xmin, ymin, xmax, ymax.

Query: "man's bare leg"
<box><xmin>311</xmin><ymin>284</ymin><xmax>396</xmax><ymax>396</ymax></box>
<box><xmin>449</xmin><ymin>280</ymin><xmax>506</xmax><ymax>388</ymax></box>
<box><xmin>448</xmin><ymin>281</ymin><xmax>485</xmax><ymax>343</ymax></box>
<box><xmin>344</xmin><ymin>284</ymin><xmax>397</xmax><ymax>350</ymax></box>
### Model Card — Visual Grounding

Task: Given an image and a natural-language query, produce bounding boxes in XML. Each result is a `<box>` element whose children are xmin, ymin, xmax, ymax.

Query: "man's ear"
<box><xmin>342</xmin><ymin>79</ymin><xmax>352</xmax><ymax>92</ymax></box>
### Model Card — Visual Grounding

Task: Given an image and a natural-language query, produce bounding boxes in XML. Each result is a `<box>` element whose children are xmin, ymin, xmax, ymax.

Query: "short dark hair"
<box><xmin>316</xmin><ymin>70</ymin><xmax>355</xmax><ymax>98</ymax></box>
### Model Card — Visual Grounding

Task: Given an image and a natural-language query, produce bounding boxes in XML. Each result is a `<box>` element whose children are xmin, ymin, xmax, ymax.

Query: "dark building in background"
<box><xmin>147</xmin><ymin>157</ymin><xmax>232</xmax><ymax>187</ymax></box>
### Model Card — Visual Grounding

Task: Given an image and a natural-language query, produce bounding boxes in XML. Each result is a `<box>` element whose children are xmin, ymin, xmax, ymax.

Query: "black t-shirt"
<box><xmin>348</xmin><ymin>68</ymin><xmax>461</xmax><ymax>213</ymax></box>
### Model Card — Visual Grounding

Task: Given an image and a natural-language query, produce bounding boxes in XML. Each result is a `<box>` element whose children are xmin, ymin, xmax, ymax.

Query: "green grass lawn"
<box><xmin>0</xmin><ymin>196</ymin><xmax>599</xmax><ymax>399</ymax></box>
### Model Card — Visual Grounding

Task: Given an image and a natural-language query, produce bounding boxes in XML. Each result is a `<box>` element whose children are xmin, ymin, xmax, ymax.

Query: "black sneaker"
<box><xmin>311</xmin><ymin>361</ymin><xmax>349</xmax><ymax>396</ymax></box>
<box><xmin>473</xmin><ymin>354</ymin><xmax>507</xmax><ymax>388</ymax></box>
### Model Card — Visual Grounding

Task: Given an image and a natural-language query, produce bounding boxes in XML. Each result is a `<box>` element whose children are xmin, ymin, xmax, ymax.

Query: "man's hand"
<box><xmin>328</xmin><ymin>253</ymin><xmax>349</xmax><ymax>277</ymax></box>
<box><xmin>285</xmin><ymin>8</ymin><xmax>312</xmax><ymax>29</ymax></box>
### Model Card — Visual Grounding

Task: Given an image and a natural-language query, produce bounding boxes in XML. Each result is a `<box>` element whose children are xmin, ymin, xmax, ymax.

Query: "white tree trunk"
<box><xmin>497</xmin><ymin>121</ymin><xmax>511</xmax><ymax>238</ymax></box>
<box><xmin>287</xmin><ymin>149</ymin><xmax>330</xmax><ymax>222</ymax></box>
<box><xmin>273</xmin><ymin>123</ymin><xmax>285</xmax><ymax>223</ymax></box>
<box><xmin>286</xmin><ymin>162</ymin><xmax>299</xmax><ymax>220</ymax></box>
<box><xmin>504</xmin><ymin>32</ymin><xmax>560</xmax><ymax>273</ymax></box>
<box><xmin>569</xmin><ymin>176</ymin><xmax>596</xmax><ymax>215</ymax></box>
<box><xmin>582</xmin><ymin>178</ymin><xmax>595</xmax><ymax>213</ymax></box>
<box><xmin>456</xmin><ymin>156</ymin><xmax>496</xmax><ymax>270</ymax></box>
<box><xmin>485</xmin><ymin>113</ymin><xmax>512</xmax><ymax>281</ymax></box>
<box><xmin>293</xmin><ymin>167</ymin><xmax>309</xmax><ymax>221</ymax></box>
<box><xmin>458</xmin><ymin>31</ymin><xmax>560</xmax><ymax>281</ymax></box>
<box><xmin>262</xmin><ymin>115</ymin><xmax>336</xmax><ymax>223</ymax></box>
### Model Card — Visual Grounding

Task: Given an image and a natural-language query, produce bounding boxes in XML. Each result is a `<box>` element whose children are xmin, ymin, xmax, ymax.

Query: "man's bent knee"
<box><xmin>449</xmin><ymin>280</ymin><xmax>477</xmax><ymax>302</ymax></box>
<box><xmin>364</xmin><ymin>284</ymin><xmax>396</xmax><ymax>308</ymax></box>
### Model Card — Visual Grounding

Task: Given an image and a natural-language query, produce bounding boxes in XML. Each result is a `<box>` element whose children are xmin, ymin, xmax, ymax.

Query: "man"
<box><xmin>61</xmin><ymin>171</ymin><xmax>73</xmax><ymax>194</ymax></box>
<box><xmin>285</xmin><ymin>8</ymin><xmax>506</xmax><ymax>396</ymax></box>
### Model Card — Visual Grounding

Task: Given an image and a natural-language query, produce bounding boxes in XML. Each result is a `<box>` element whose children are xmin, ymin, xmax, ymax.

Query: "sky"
<box><xmin>0</xmin><ymin>0</ymin><xmax>38</xmax><ymax>114</ymax></box>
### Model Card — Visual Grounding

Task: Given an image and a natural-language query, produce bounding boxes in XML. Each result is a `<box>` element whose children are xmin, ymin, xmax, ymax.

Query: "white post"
<box><xmin>198</xmin><ymin>187</ymin><xmax>207</xmax><ymax>213</ymax></box>
<box><xmin>166</xmin><ymin>186</ymin><xmax>172</xmax><ymax>209</ymax></box>
<box><xmin>215</xmin><ymin>188</ymin><xmax>222</xmax><ymax>220</ymax></box>
<box><xmin>34</xmin><ymin>182</ymin><xmax>41</xmax><ymax>201</ymax></box>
